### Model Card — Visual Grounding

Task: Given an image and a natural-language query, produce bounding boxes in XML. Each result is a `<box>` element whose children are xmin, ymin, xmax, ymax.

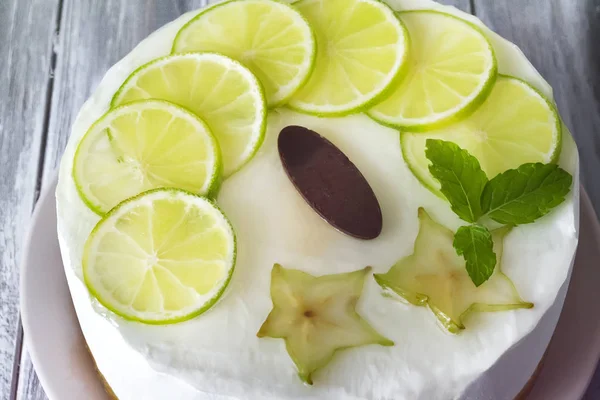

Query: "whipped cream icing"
<box><xmin>56</xmin><ymin>1</ymin><xmax>580</xmax><ymax>399</ymax></box>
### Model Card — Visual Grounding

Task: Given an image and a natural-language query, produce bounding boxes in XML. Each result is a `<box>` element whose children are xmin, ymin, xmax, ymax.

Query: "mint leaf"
<box><xmin>481</xmin><ymin>163</ymin><xmax>572</xmax><ymax>225</ymax></box>
<box><xmin>453</xmin><ymin>224</ymin><xmax>496</xmax><ymax>287</ymax></box>
<box><xmin>425</xmin><ymin>139</ymin><xmax>488</xmax><ymax>223</ymax></box>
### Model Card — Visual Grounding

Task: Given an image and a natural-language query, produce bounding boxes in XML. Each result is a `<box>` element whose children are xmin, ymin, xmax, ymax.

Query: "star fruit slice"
<box><xmin>258</xmin><ymin>264</ymin><xmax>393</xmax><ymax>384</ymax></box>
<box><xmin>374</xmin><ymin>208</ymin><xmax>533</xmax><ymax>333</ymax></box>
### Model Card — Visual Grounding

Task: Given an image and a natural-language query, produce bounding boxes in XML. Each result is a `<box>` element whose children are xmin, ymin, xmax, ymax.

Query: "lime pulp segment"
<box><xmin>401</xmin><ymin>75</ymin><xmax>562</xmax><ymax>195</ymax></box>
<box><xmin>83</xmin><ymin>189</ymin><xmax>236</xmax><ymax>324</ymax></box>
<box><xmin>111</xmin><ymin>53</ymin><xmax>267</xmax><ymax>177</ymax></box>
<box><xmin>368</xmin><ymin>10</ymin><xmax>497</xmax><ymax>131</ymax></box>
<box><xmin>73</xmin><ymin>100</ymin><xmax>221</xmax><ymax>215</ymax></box>
<box><xmin>288</xmin><ymin>0</ymin><xmax>409</xmax><ymax>116</ymax></box>
<box><xmin>173</xmin><ymin>0</ymin><xmax>316</xmax><ymax>107</ymax></box>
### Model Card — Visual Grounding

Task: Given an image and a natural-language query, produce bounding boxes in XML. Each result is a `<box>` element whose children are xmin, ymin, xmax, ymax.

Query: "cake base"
<box><xmin>88</xmin><ymin>345</ymin><xmax>118</xmax><ymax>400</ymax></box>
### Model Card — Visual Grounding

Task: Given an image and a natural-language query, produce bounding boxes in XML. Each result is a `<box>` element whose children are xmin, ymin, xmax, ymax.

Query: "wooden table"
<box><xmin>1</xmin><ymin>0</ymin><xmax>599</xmax><ymax>398</ymax></box>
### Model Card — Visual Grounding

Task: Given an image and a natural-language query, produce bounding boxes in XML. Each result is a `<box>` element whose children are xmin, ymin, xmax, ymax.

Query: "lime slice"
<box><xmin>368</xmin><ymin>10</ymin><xmax>497</xmax><ymax>131</ymax></box>
<box><xmin>401</xmin><ymin>76</ymin><xmax>562</xmax><ymax>195</ymax></box>
<box><xmin>288</xmin><ymin>0</ymin><xmax>409</xmax><ymax>116</ymax></box>
<box><xmin>73</xmin><ymin>100</ymin><xmax>221</xmax><ymax>215</ymax></box>
<box><xmin>172</xmin><ymin>0</ymin><xmax>316</xmax><ymax>107</ymax></box>
<box><xmin>111</xmin><ymin>53</ymin><xmax>266</xmax><ymax>177</ymax></box>
<box><xmin>83</xmin><ymin>188</ymin><xmax>236</xmax><ymax>324</ymax></box>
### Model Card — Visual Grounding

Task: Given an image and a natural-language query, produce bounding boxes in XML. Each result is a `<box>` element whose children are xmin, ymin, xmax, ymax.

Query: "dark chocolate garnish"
<box><xmin>278</xmin><ymin>125</ymin><xmax>382</xmax><ymax>240</ymax></box>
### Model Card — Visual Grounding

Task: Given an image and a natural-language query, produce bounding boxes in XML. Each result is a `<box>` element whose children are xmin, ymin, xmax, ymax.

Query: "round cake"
<box><xmin>56</xmin><ymin>0</ymin><xmax>579</xmax><ymax>399</ymax></box>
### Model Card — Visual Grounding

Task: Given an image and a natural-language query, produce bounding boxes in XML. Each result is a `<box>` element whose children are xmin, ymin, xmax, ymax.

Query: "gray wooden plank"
<box><xmin>14</xmin><ymin>351</ymin><xmax>46</xmax><ymax>400</ymax></box>
<box><xmin>438</xmin><ymin>0</ymin><xmax>471</xmax><ymax>13</ymax></box>
<box><xmin>39</xmin><ymin>0</ymin><xmax>206</xmax><ymax>187</ymax></box>
<box><xmin>16</xmin><ymin>1</ymin><xmax>208</xmax><ymax>398</ymax></box>
<box><xmin>0</xmin><ymin>0</ymin><xmax>60</xmax><ymax>398</ymax></box>
<box><xmin>474</xmin><ymin>0</ymin><xmax>600</xmax><ymax>214</ymax></box>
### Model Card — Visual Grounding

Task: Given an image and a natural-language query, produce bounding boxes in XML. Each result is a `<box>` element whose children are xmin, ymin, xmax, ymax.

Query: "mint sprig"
<box><xmin>426</xmin><ymin>140</ymin><xmax>488</xmax><ymax>223</ymax></box>
<box><xmin>453</xmin><ymin>225</ymin><xmax>496</xmax><ymax>287</ymax></box>
<box><xmin>425</xmin><ymin>139</ymin><xmax>573</xmax><ymax>286</ymax></box>
<box><xmin>481</xmin><ymin>163</ymin><xmax>572</xmax><ymax>225</ymax></box>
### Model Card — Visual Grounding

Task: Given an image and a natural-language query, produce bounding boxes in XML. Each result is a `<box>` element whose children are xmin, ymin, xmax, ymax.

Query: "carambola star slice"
<box><xmin>257</xmin><ymin>264</ymin><xmax>393</xmax><ymax>384</ymax></box>
<box><xmin>374</xmin><ymin>208</ymin><xmax>533</xmax><ymax>333</ymax></box>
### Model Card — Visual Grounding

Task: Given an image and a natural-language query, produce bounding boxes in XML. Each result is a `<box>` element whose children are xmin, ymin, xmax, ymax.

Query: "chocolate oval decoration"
<box><xmin>278</xmin><ymin>125</ymin><xmax>382</xmax><ymax>240</ymax></box>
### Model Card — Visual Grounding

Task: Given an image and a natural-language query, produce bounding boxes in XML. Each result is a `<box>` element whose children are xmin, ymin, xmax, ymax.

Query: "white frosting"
<box><xmin>56</xmin><ymin>1</ymin><xmax>580</xmax><ymax>399</ymax></box>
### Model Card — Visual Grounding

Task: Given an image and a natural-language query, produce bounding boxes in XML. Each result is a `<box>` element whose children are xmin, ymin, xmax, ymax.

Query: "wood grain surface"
<box><xmin>1</xmin><ymin>0</ymin><xmax>598</xmax><ymax>399</ymax></box>
<box><xmin>0</xmin><ymin>0</ymin><xmax>60</xmax><ymax>399</ymax></box>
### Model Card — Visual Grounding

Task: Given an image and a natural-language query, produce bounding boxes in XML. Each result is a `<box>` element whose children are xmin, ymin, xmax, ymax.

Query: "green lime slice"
<box><xmin>111</xmin><ymin>53</ymin><xmax>266</xmax><ymax>177</ymax></box>
<box><xmin>402</xmin><ymin>76</ymin><xmax>562</xmax><ymax>196</ymax></box>
<box><xmin>83</xmin><ymin>188</ymin><xmax>236</xmax><ymax>324</ymax></box>
<box><xmin>172</xmin><ymin>0</ymin><xmax>316</xmax><ymax>107</ymax></box>
<box><xmin>288</xmin><ymin>0</ymin><xmax>409</xmax><ymax>116</ymax></box>
<box><xmin>368</xmin><ymin>10</ymin><xmax>497</xmax><ymax>131</ymax></box>
<box><xmin>73</xmin><ymin>100</ymin><xmax>221</xmax><ymax>215</ymax></box>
